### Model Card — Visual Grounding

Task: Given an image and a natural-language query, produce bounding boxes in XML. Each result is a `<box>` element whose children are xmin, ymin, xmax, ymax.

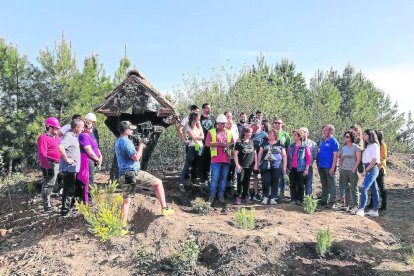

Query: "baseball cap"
<box><xmin>119</xmin><ymin>121</ymin><xmax>137</xmax><ymax>132</ymax></box>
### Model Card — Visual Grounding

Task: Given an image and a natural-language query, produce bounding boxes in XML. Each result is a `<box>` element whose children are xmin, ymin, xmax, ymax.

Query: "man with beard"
<box><xmin>272</xmin><ymin>117</ymin><xmax>291</xmax><ymax>200</ymax></box>
<box><xmin>237</xmin><ymin>112</ymin><xmax>248</xmax><ymax>135</ymax></box>
<box><xmin>199</xmin><ymin>103</ymin><xmax>216</xmax><ymax>184</ymax></box>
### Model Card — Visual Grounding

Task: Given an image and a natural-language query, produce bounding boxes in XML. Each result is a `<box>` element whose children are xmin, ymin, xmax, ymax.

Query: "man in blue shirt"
<box><xmin>317</xmin><ymin>124</ymin><xmax>339</xmax><ymax>207</ymax></box>
<box><xmin>115</xmin><ymin>121</ymin><xmax>174</xmax><ymax>226</ymax></box>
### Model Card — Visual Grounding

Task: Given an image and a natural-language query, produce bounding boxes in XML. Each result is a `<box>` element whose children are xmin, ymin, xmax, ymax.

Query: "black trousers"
<box><xmin>237</xmin><ymin>168</ymin><xmax>252</xmax><ymax>198</ymax></box>
<box><xmin>61</xmin><ymin>172</ymin><xmax>83</xmax><ymax>214</ymax></box>
<box><xmin>289</xmin><ymin>168</ymin><xmax>306</xmax><ymax>202</ymax></box>
<box><xmin>369</xmin><ymin>168</ymin><xmax>387</xmax><ymax>209</ymax></box>
<box><xmin>199</xmin><ymin>146</ymin><xmax>211</xmax><ymax>182</ymax></box>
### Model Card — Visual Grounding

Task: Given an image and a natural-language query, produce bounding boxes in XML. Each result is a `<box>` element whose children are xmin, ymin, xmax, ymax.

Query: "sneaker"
<box><xmin>161</xmin><ymin>206</ymin><xmax>174</xmax><ymax>216</ymax></box>
<box><xmin>261</xmin><ymin>197</ymin><xmax>269</xmax><ymax>205</ymax></box>
<box><xmin>235</xmin><ymin>196</ymin><xmax>241</xmax><ymax>205</ymax></box>
<box><xmin>269</xmin><ymin>198</ymin><xmax>277</xmax><ymax>205</ymax></box>
<box><xmin>348</xmin><ymin>206</ymin><xmax>359</xmax><ymax>214</ymax></box>
<box><xmin>355</xmin><ymin>208</ymin><xmax>365</xmax><ymax>217</ymax></box>
<box><xmin>366</xmin><ymin>209</ymin><xmax>379</xmax><ymax>217</ymax></box>
<box><xmin>179</xmin><ymin>183</ymin><xmax>186</xmax><ymax>192</ymax></box>
<box><xmin>218</xmin><ymin>197</ymin><xmax>225</xmax><ymax>204</ymax></box>
<box><xmin>244</xmin><ymin>197</ymin><xmax>251</xmax><ymax>204</ymax></box>
<box><xmin>252</xmin><ymin>195</ymin><xmax>261</xmax><ymax>202</ymax></box>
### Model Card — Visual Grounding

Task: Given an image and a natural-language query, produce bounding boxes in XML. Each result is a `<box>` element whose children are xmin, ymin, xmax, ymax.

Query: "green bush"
<box><xmin>303</xmin><ymin>195</ymin><xmax>319</xmax><ymax>214</ymax></box>
<box><xmin>406</xmin><ymin>245</ymin><xmax>414</xmax><ymax>265</ymax></box>
<box><xmin>235</xmin><ymin>207</ymin><xmax>255</xmax><ymax>230</ymax></box>
<box><xmin>170</xmin><ymin>237</ymin><xmax>200</xmax><ymax>273</ymax></box>
<box><xmin>76</xmin><ymin>181</ymin><xmax>127</xmax><ymax>242</ymax></box>
<box><xmin>316</xmin><ymin>228</ymin><xmax>333</xmax><ymax>256</ymax></box>
<box><xmin>191</xmin><ymin>197</ymin><xmax>212</xmax><ymax>215</ymax></box>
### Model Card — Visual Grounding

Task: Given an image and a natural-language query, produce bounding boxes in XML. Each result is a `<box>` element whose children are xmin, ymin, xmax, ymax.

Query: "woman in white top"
<box><xmin>355</xmin><ymin>129</ymin><xmax>381</xmax><ymax>217</ymax></box>
<box><xmin>179</xmin><ymin>113</ymin><xmax>204</xmax><ymax>192</ymax></box>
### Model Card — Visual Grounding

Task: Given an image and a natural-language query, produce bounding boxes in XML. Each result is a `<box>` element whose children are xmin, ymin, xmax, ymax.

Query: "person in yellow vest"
<box><xmin>205</xmin><ymin>114</ymin><xmax>235</xmax><ymax>205</ymax></box>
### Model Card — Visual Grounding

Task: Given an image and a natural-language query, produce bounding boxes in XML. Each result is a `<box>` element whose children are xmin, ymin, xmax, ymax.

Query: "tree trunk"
<box><xmin>8</xmin><ymin>158</ymin><xmax>13</xmax><ymax>177</ymax></box>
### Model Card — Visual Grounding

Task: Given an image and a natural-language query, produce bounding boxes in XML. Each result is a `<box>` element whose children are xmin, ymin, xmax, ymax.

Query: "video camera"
<box><xmin>130</xmin><ymin>121</ymin><xmax>165</xmax><ymax>145</ymax></box>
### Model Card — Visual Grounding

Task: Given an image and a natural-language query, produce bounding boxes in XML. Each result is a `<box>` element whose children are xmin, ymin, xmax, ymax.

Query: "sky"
<box><xmin>1</xmin><ymin>0</ymin><xmax>413</xmax><ymax>116</ymax></box>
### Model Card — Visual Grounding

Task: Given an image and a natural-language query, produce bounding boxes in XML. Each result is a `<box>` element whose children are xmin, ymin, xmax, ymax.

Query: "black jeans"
<box><xmin>199</xmin><ymin>146</ymin><xmax>211</xmax><ymax>182</ymax></box>
<box><xmin>261</xmin><ymin>168</ymin><xmax>282</xmax><ymax>200</ymax></box>
<box><xmin>369</xmin><ymin>168</ymin><xmax>387</xmax><ymax>209</ymax></box>
<box><xmin>226</xmin><ymin>159</ymin><xmax>236</xmax><ymax>187</ymax></box>
<box><xmin>237</xmin><ymin>168</ymin><xmax>252</xmax><ymax>198</ymax></box>
<box><xmin>289</xmin><ymin>168</ymin><xmax>306</xmax><ymax>202</ymax></box>
<box><xmin>61</xmin><ymin>172</ymin><xmax>83</xmax><ymax>214</ymax></box>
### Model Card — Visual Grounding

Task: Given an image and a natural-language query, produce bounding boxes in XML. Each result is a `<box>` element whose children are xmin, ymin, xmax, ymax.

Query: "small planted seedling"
<box><xmin>303</xmin><ymin>195</ymin><xmax>319</xmax><ymax>214</ymax></box>
<box><xmin>235</xmin><ymin>207</ymin><xmax>255</xmax><ymax>230</ymax></box>
<box><xmin>316</xmin><ymin>228</ymin><xmax>333</xmax><ymax>256</ymax></box>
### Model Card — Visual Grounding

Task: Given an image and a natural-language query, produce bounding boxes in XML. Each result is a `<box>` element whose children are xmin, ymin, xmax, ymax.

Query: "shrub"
<box><xmin>191</xmin><ymin>197</ymin><xmax>212</xmax><ymax>215</ymax></box>
<box><xmin>76</xmin><ymin>181</ymin><xmax>127</xmax><ymax>242</ymax></box>
<box><xmin>27</xmin><ymin>182</ymin><xmax>35</xmax><ymax>194</ymax></box>
<box><xmin>170</xmin><ymin>237</ymin><xmax>200</xmax><ymax>273</ymax></box>
<box><xmin>303</xmin><ymin>195</ymin><xmax>319</xmax><ymax>214</ymax></box>
<box><xmin>235</xmin><ymin>207</ymin><xmax>255</xmax><ymax>230</ymax></box>
<box><xmin>316</xmin><ymin>228</ymin><xmax>333</xmax><ymax>256</ymax></box>
<box><xmin>137</xmin><ymin>247</ymin><xmax>150</xmax><ymax>258</ymax></box>
<box><xmin>106</xmin><ymin>178</ymin><xmax>118</xmax><ymax>194</ymax></box>
<box><xmin>405</xmin><ymin>245</ymin><xmax>414</xmax><ymax>265</ymax></box>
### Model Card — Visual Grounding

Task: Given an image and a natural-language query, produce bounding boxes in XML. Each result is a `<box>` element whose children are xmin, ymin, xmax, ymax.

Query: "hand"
<box><xmin>329</xmin><ymin>167</ymin><xmax>335</xmax><ymax>176</ymax></box>
<box><xmin>352</xmin><ymin>168</ymin><xmax>357</xmax><ymax>174</ymax></box>
<box><xmin>236</xmin><ymin>165</ymin><xmax>242</xmax><ymax>173</ymax></box>
<box><xmin>139</xmin><ymin>140</ymin><xmax>147</xmax><ymax>148</ymax></box>
<box><xmin>66</xmin><ymin>158</ymin><xmax>75</xmax><ymax>165</ymax></box>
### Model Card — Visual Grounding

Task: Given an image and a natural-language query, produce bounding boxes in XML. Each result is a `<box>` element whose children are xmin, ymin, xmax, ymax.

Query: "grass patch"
<box><xmin>235</xmin><ymin>207</ymin><xmax>255</xmax><ymax>230</ymax></box>
<box><xmin>405</xmin><ymin>245</ymin><xmax>414</xmax><ymax>265</ymax></box>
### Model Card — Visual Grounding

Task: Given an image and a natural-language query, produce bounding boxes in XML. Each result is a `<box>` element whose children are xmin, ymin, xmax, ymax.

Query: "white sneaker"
<box><xmin>366</xmin><ymin>209</ymin><xmax>379</xmax><ymax>217</ymax></box>
<box><xmin>348</xmin><ymin>207</ymin><xmax>359</xmax><ymax>214</ymax></box>
<box><xmin>269</xmin><ymin>198</ymin><xmax>277</xmax><ymax>205</ymax></box>
<box><xmin>179</xmin><ymin>183</ymin><xmax>186</xmax><ymax>192</ymax></box>
<box><xmin>261</xmin><ymin>197</ymin><xmax>269</xmax><ymax>205</ymax></box>
<box><xmin>355</xmin><ymin>208</ymin><xmax>365</xmax><ymax>217</ymax></box>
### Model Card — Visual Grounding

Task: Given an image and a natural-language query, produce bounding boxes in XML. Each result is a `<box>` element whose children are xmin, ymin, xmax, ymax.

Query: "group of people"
<box><xmin>37</xmin><ymin>113</ymin><xmax>173</xmax><ymax>225</ymax></box>
<box><xmin>177</xmin><ymin>103</ymin><xmax>388</xmax><ymax>217</ymax></box>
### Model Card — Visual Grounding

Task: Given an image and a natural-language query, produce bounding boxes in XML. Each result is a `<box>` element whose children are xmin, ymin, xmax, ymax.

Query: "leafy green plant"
<box><xmin>170</xmin><ymin>237</ymin><xmax>200</xmax><ymax>273</ymax></box>
<box><xmin>106</xmin><ymin>179</ymin><xmax>118</xmax><ymax>193</ymax></box>
<box><xmin>303</xmin><ymin>195</ymin><xmax>319</xmax><ymax>214</ymax></box>
<box><xmin>137</xmin><ymin>247</ymin><xmax>150</xmax><ymax>258</ymax></box>
<box><xmin>235</xmin><ymin>207</ymin><xmax>255</xmax><ymax>230</ymax></box>
<box><xmin>191</xmin><ymin>197</ymin><xmax>212</xmax><ymax>215</ymax></box>
<box><xmin>316</xmin><ymin>228</ymin><xmax>333</xmax><ymax>256</ymax></box>
<box><xmin>27</xmin><ymin>182</ymin><xmax>35</xmax><ymax>194</ymax></box>
<box><xmin>76</xmin><ymin>183</ymin><xmax>127</xmax><ymax>242</ymax></box>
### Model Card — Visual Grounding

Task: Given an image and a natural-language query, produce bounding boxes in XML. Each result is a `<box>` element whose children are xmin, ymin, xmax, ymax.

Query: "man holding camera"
<box><xmin>115</xmin><ymin>121</ymin><xmax>174</xmax><ymax>226</ymax></box>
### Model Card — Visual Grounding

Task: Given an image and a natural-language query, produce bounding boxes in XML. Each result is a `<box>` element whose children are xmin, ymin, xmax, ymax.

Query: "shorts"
<box><xmin>119</xmin><ymin>170</ymin><xmax>160</xmax><ymax>198</ymax></box>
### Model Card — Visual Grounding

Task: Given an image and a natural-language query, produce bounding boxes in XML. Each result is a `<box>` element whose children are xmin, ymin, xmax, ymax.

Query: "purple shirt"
<box><xmin>79</xmin><ymin>132</ymin><xmax>100</xmax><ymax>158</ymax></box>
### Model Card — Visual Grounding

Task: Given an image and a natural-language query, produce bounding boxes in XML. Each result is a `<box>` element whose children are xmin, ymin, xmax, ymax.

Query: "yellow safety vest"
<box><xmin>209</xmin><ymin>129</ymin><xmax>232</xmax><ymax>157</ymax></box>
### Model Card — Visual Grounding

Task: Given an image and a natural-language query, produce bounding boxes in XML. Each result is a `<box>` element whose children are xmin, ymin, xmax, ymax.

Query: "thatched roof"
<box><xmin>94</xmin><ymin>69</ymin><xmax>178</xmax><ymax>124</ymax></box>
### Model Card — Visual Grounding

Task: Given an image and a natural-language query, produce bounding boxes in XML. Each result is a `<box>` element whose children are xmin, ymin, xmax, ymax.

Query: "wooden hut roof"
<box><xmin>94</xmin><ymin>69</ymin><xmax>178</xmax><ymax>123</ymax></box>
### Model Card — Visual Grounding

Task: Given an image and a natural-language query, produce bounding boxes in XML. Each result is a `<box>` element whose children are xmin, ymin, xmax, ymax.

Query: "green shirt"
<box><xmin>278</xmin><ymin>131</ymin><xmax>291</xmax><ymax>148</ymax></box>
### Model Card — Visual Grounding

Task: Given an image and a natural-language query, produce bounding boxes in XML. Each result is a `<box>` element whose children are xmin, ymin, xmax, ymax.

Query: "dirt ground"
<box><xmin>1</xmin><ymin>153</ymin><xmax>413</xmax><ymax>275</ymax></box>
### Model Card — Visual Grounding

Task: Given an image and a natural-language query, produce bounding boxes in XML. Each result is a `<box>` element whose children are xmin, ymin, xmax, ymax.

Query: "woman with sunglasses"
<box><xmin>339</xmin><ymin>131</ymin><xmax>361</xmax><ymax>213</ymax></box>
<box><xmin>287</xmin><ymin>129</ymin><xmax>311</xmax><ymax>205</ymax></box>
<box><xmin>355</xmin><ymin>129</ymin><xmax>381</xmax><ymax>217</ymax></box>
<box><xmin>255</xmin><ymin>128</ymin><xmax>287</xmax><ymax>205</ymax></box>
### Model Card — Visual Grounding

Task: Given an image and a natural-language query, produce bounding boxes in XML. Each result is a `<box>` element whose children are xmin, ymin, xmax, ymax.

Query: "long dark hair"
<box><xmin>241</xmin><ymin>127</ymin><xmax>253</xmax><ymax>142</ymax></box>
<box><xmin>343</xmin><ymin>131</ymin><xmax>356</xmax><ymax>143</ymax></box>
<box><xmin>364</xmin><ymin>129</ymin><xmax>379</xmax><ymax>147</ymax></box>
<box><xmin>188</xmin><ymin>113</ymin><xmax>199</xmax><ymax>127</ymax></box>
<box><xmin>375</xmin><ymin>130</ymin><xmax>384</xmax><ymax>145</ymax></box>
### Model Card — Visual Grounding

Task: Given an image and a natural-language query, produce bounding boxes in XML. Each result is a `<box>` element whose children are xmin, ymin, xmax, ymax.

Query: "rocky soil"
<box><xmin>0</xmin><ymin>153</ymin><xmax>413</xmax><ymax>275</ymax></box>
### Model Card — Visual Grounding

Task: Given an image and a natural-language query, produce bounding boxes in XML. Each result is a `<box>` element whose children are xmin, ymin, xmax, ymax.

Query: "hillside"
<box><xmin>1</xmin><ymin>153</ymin><xmax>413</xmax><ymax>275</ymax></box>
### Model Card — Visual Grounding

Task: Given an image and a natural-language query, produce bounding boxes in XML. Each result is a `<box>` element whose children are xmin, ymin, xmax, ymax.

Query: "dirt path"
<box><xmin>0</xmin><ymin>155</ymin><xmax>413</xmax><ymax>275</ymax></box>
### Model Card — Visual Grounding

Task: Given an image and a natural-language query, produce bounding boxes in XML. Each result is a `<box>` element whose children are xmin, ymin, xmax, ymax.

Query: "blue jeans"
<box><xmin>179</xmin><ymin>146</ymin><xmax>196</xmax><ymax>184</ymax></box>
<box><xmin>360</xmin><ymin>164</ymin><xmax>380</xmax><ymax>210</ymax></box>
<box><xmin>261</xmin><ymin>168</ymin><xmax>282</xmax><ymax>199</ymax></box>
<box><xmin>210</xmin><ymin>162</ymin><xmax>230</xmax><ymax>198</ymax></box>
<box><xmin>279</xmin><ymin>174</ymin><xmax>286</xmax><ymax>196</ymax></box>
<box><xmin>305</xmin><ymin>166</ymin><xmax>313</xmax><ymax>196</ymax></box>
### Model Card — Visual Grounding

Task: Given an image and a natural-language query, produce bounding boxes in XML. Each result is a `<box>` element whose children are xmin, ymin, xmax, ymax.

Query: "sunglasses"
<box><xmin>273</xmin><ymin>122</ymin><xmax>281</xmax><ymax>125</ymax></box>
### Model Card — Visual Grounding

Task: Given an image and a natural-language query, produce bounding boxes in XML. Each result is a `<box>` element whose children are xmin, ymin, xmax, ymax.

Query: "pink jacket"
<box><xmin>37</xmin><ymin>132</ymin><xmax>61</xmax><ymax>169</ymax></box>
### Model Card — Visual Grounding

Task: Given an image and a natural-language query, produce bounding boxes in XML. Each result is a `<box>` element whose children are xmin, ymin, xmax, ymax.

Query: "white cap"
<box><xmin>85</xmin><ymin>113</ymin><xmax>97</xmax><ymax>122</ymax></box>
<box><xmin>216</xmin><ymin>114</ymin><xmax>228</xmax><ymax>123</ymax></box>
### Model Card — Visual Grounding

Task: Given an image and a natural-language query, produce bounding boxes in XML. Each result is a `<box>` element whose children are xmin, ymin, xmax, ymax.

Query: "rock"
<box><xmin>0</xmin><ymin>229</ymin><xmax>7</xmax><ymax>237</ymax></box>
